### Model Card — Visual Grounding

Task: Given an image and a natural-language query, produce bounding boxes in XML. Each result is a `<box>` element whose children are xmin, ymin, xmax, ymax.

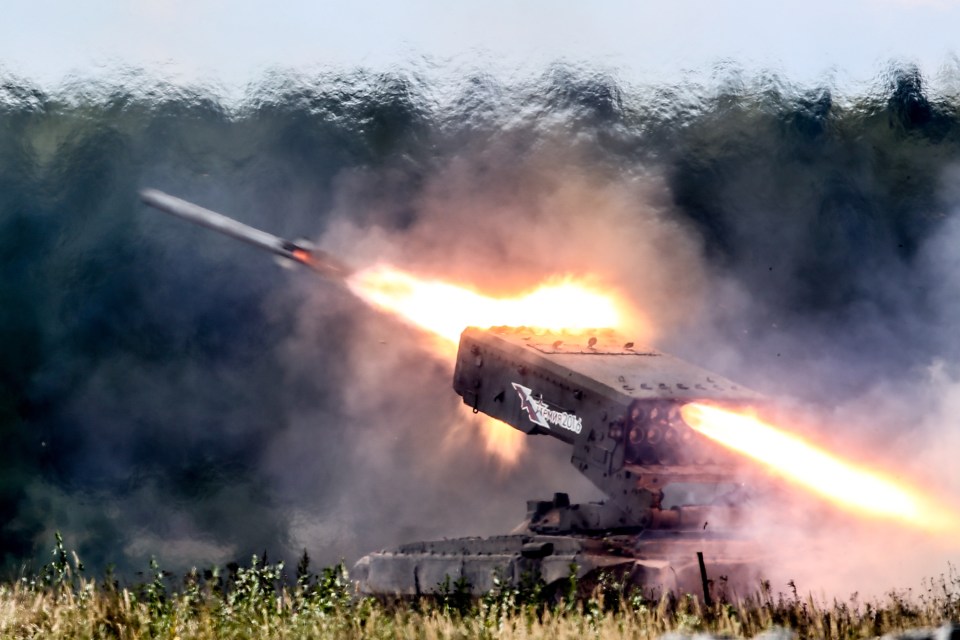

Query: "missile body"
<box><xmin>140</xmin><ymin>189</ymin><xmax>351</xmax><ymax>280</ymax></box>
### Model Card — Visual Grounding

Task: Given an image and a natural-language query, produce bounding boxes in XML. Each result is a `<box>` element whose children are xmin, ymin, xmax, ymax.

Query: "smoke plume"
<box><xmin>1</xmin><ymin>63</ymin><xmax>960</xmax><ymax>597</ymax></box>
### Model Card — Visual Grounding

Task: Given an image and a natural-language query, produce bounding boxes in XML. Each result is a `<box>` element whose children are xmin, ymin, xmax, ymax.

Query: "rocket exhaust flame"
<box><xmin>141</xmin><ymin>189</ymin><xmax>626</xmax><ymax>347</ymax></box>
<box><xmin>346</xmin><ymin>264</ymin><xmax>626</xmax><ymax>466</ymax></box>
<box><xmin>346</xmin><ymin>264</ymin><xmax>623</xmax><ymax>346</ymax></box>
<box><xmin>680</xmin><ymin>402</ymin><xmax>960</xmax><ymax>535</ymax></box>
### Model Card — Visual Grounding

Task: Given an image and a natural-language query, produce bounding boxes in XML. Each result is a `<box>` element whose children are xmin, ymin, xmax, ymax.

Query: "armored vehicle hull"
<box><xmin>354</xmin><ymin>327</ymin><xmax>763</xmax><ymax>599</ymax></box>
<box><xmin>354</xmin><ymin>532</ymin><xmax>761</xmax><ymax>599</ymax></box>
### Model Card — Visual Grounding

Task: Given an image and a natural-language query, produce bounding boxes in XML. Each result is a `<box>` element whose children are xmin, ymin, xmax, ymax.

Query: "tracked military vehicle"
<box><xmin>139</xmin><ymin>190</ymin><xmax>764</xmax><ymax>600</ymax></box>
<box><xmin>353</xmin><ymin>326</ymin><xmax>764</xmax><ymax>599</ymax></box>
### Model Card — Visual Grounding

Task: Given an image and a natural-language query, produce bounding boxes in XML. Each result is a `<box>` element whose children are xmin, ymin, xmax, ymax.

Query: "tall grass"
<box><xmin>1</xmin><ymin>535</ymin><xmax>958</xmax><ymax>639</ymax></box>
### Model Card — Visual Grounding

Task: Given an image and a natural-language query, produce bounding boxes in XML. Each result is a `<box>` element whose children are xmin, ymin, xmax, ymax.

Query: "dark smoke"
<box><xmin>2</xmin><ymin>63</ymin><xmax>960</xmax><ymax>590</ymax></box>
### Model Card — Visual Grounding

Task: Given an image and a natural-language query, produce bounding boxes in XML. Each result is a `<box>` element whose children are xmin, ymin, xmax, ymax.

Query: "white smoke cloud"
<box><xmin>288</xmin><ymin>121</ymin><xmax>960</xmax><ymax>598</ymax></box>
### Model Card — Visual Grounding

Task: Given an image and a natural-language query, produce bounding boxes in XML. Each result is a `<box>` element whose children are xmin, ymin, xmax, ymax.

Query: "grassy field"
<box><xmin>2</xmin><ymin>536</ymin><xmax>958</xmax><ymax>639</ymax></box>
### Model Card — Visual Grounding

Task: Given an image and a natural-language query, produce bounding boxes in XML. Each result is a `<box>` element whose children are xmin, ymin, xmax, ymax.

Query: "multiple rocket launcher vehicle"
<box><xmin>359</xmin><ymin>328</ymin><xmax>762</xmax><ymax>596</ymax></box>
<box><xmin>141</xmin><ymin>190</ymin><xmax>762</xmax><ymax>598</ymax></box>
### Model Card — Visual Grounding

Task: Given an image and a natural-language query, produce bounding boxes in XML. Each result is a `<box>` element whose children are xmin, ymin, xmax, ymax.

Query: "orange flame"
<box><xmin>680</xmin><ymin>402</ymin><xmax>960</xmax><ymax>535</ymax></box>
<box><xmin>347</xmin><ymin>264</ymin><xmax>623</xmax><ymax>345</ymax></box>
<box><xmin>346</xmin><ymin>264</ymin><xmax>627</xmax><ymax>465</ymax></box>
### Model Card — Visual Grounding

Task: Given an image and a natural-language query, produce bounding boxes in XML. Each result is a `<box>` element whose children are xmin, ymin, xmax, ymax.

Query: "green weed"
<box><xmin>1</xmin><ymin>534</ymin><xmax>958</xmax><ymax>640</ymax></box>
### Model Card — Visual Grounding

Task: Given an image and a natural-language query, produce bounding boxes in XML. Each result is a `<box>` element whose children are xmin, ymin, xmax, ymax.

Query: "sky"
<box><xmin>3</xmin><ymin>0</ymin><xmax>960</xmax><ymax>89</ymax></box>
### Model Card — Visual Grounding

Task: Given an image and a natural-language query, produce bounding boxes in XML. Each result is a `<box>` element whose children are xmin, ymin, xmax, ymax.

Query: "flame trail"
<box><xmin>347</xmin><ymin>264</ymin><xmax>624</xmax><ymax>346</ymax></box>
<box><xmin>345</xmin><ymin>264</ymin><xmax>629</xmax><ymax>465</ymax></box>
<box><xmin>680</xmin><ymin>402</ymin><xmax>960</xmax><ymax>535</ymax></box>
